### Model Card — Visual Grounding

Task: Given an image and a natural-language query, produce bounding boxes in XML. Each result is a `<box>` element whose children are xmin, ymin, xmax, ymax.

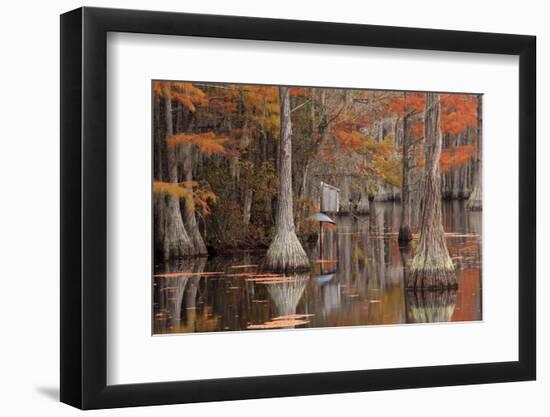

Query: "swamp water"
<box><xmin>153</xmin><ymin>201</ymin><xmax>482</xmax><ymax>334</ymax></box>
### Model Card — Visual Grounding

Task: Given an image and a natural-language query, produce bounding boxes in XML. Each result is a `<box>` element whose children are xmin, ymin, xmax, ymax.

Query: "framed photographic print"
<box><xmin>60</xmin><ymin>6</ymin><xmax>536</xmax><ymax>410</ymax></box>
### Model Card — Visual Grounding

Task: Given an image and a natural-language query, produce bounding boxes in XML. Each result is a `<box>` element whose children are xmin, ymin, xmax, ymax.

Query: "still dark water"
<box><xmin>153</xmin><ymin>201</ymin><xmax>482</xmax><ymax>334</ymax></box>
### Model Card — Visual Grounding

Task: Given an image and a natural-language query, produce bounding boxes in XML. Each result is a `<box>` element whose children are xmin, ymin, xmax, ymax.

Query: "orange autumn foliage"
<box><xmin>383</xmin><ymin>92</ymin><xmax>478</xmax><ymax>172</ymax></box>
<box><xmin>386</xmin><ymin>92</ymin><xmax>426</xmax><ymax>118</ymax></box>
<box><xmin>240</xmin><ymin>85</ymin><xmax>280</xmax><ymax>136</ymax></box>
<box><xmin>440</xmin><ymin>145</ymin><xmax>477</xmax><ymax>172</ymax></box>
<box><xmin>166</xmin><ymin>132</ymin><xmax>231</xmax><ymax>155</ymax></box>
<box><xmin>331</xmin><ymin>126</ymin><xmax>363</xmax><ymax>152</ymax></box>
<box><xmin>441</xmin><ymin>94</ymin><xmax>478</xmax><ymax>135</ymax></box>
<box><xmin>153</xmin><ymin>181</ymin><xmax>218</xmax><ymax>215</ymax></box>
<box><xmin>289</xmin><ymin>87</ymin><xmax>307</xmax><ymax>97</ymax></box>
<box><xmin>153</xmin><ymin>181</ymin><xmax>192</xmax><ymax>199</ymax></box>
<box><xmin>152</xmin><ymin>81</ymin><xmax>208</xmax><ymax>112</ymax></box>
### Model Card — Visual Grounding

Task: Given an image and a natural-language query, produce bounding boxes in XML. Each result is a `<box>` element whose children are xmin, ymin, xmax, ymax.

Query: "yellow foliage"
<box><xmin>373</xmin><ymin>158</ymin><xmax>402</xmax><ymax>188</ymax></box>
<box><xmin>360</xmin><ymin>137</ymin><xmax>394</xmax><ymax>158</ymax></box>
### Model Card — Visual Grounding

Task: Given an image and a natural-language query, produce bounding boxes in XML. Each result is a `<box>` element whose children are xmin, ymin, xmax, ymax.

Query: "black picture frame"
<box><xmin>60</xmin><ymin>6</ymin><xmax>536</xmax><ymax>410</ymax></box>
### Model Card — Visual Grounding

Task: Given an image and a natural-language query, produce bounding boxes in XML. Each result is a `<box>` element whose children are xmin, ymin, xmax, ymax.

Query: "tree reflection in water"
<box><xmin>247</xmin><ymin>275</ymin><xmax>310</xmax><ymax>329</ymax></box>
<box><xmin>406</xmin><ymin>290</ymin><xmax>458</xmax><ymax>323</ymax></box>
<box><xmin>154</xmin><ymin>257</ymin><xmax>210</xmax><ymax>333</ymax></box>
<box><xmin>153</xmin><ymin>201</ymin><xmax>482</xmax><ymax>334</ymax></box>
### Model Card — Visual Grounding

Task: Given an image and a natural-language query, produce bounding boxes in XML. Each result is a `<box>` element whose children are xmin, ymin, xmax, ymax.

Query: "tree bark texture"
<box><xmin>409</xmin><ymin>93</ymin><xmax>456</xmax><ymax>290</ymax></box>
<box><xmin>356</xmin><ymin>180</ymin><xmax>370</xmax><ymax>215</ymax></box>
<box><xmin>441</xmin><ymin>129</ymin><xmax>475</xmax><ymax>200</ymax></box>
<box><xmin>181</xmin><ymin>141</ymin><xmax>208</xmax><ymax>256</ymax></box>
<box><xmin>243</xmin><ymin>189</ymin><xmax>253</xmax><ymax>225</ymax></box>
<box><xmin>265</xmin><ymin>87</ymin><xmax>310</xmax><ymax>272</ymax></box>
<box><xmin>467</xmin><ymin>95</ymin><xmax>483</xmax><ymax>210</ymax></box>
<box><xmin>159</xmin><ymin>97</ymin><xmax>194</xmax><ymax>259</ymax></box>
<box><xmin>398</xmin><ymin>114</ymin><xmax>413</xmax><ymax>243</ymax></box>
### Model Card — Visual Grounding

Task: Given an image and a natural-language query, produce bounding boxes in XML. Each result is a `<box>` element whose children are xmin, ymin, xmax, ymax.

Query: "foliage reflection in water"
<box><xmin>153</xmin><ymin>201</ymin><xmax>481</xmax><ymax>334</ymax></box>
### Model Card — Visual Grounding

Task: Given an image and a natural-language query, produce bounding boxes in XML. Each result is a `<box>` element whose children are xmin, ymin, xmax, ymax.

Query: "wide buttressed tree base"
<box><xmin>467</xmin><ymin>184</ymin><xmax>482</xmax><ymax>211</ymax></box>
<box><xmin>155</xmin><ymin>193</ymin><xmax>195</xmax><ymax>260</ymax></box>
<box><xmin>265</xmin><ymin>231</ymin><xmax>310</xmax><ymax>272</ymax></box>
<box><xmin>156</xmin><ymin>95</ymin><xmax>196</xmax><ymax>260</ymax></box>
<box><xmin>265</xmin><ymin>87</ymin><xmax>310</xmax><ymax>272</ymax></box>
<box><xmin>408</xmin><ymin>93</ymin><xmax>457</xmax><ymax>290</ymax></box>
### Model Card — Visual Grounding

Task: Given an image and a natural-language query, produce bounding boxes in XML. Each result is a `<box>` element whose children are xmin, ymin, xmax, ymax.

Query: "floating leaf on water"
<box><xmin>229</xmin><ymin>264</ymin><xmax>258</xmax><ymax>269</ymax></box>
<box><xmin>247</xmin><ymin>319</ymin><xmax>310</xmax><ymax>329</ymax></box>
<box><xmin>250</xmin><ymin>273</ymin><xmax>285</xmax><ymax>278</ymax></box>
<box><xmin>225</xmin><ymin>273</ymin><xmax>256</xmax><ymax>277</ymax></box>
<box><xmin>252</xmin><ymin>277</ymin><xmax>307</xmax><ymax>285</ymax></box>
<box><xmin>272</xmin><ymin>314</ymin><xmax>314</xmax><ymax>320</ymax></box>
<box><xmin>445</xmin><ymin>233</ymin><xmax>480</xmax><ymax>238</ymax></box>
<box><xmin>314</xmin><ymin>259</ymin><xmax>338</xmax><ymax>264</ymax></box>
<box><xmin>246</xmin><ymin>276</ymin><xmax>294</xmax><ymax>282</ymax></box>
<box><xmin>154</xmin><ymin>271</ymin><xmax>224</xmax><ymax>278</ymax></box>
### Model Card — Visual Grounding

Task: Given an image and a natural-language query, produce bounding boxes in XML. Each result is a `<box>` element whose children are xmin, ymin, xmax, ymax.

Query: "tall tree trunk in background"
<box><xmin>182</xmin><ymin>142</ymin><xmax>208</xmax><ymax>256</ymax></box>
<box><xmin>357</xmin><ymin>178</ymin><xmax>370</xmax><ymax>215</ymax></box>
<box><xmin>161</xmin><ymin>97</ymin><xmax>194</xmax><ymax>259</ymax></box>
<box><xmin>399</xmin><ymin>114</ymin><xmax>413</xmax><ymax>243</ymax></box>
<box><xmin>153</xmin><ymin>95</ymin><xmax>166</xmax><ymax>258</ymax></box>
<box><xmin>243</xmin><ymin>189</ymin><xmax>253</xmax><ymax>226</ymax></box>
<box><xmin>409</xmin><ymin>93</ymin><xmax>456</xmax><ymax>290</ymax></box>
<box><xmin>265</xmin><ymin>87</ymin><xmax>310</xmax><ymax>272</ymax></box>
<box><xmin>467</xmin><ymin>95</ymin><xmax>483</xmax><ymax>210</ymax></box>
<box><xmin>300</xmin><ymin>160</ymin><xmax>310</xmax><ymax>200</ymax></box>
<box><xmin>340</xmin><ymin>176</ymin><xmax>351</xmax><ymax>214</ymax></box>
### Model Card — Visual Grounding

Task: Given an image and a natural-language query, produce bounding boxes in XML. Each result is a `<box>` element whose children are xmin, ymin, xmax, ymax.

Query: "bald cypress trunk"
<box><xmin>265</xmin><ymin>87</ymin><xmax>310</xmax><ymax>272</ymax></box>
<box><xmin>243</xmin><ymin>189</ymin><xmax>253</xmax><ymax>226</ymax></box>
<box><xmin>467</xmin><ymin>95</ymin><xmax>483</xmax><ymax>210</ymax></box>
<box><xmin>398</xmin><ymin>114</ymin><xmax>413</xmax><ymax>243</ymax></box>
<box><xmin>182</xmin><ymin>142</ymin><xmax>207</xmax><ymax>256</ymax></box>
<box><xmin>160</xmin><ymin>97</ymin><xmax>194</xmax><ymax>259</ymax></box>
<box><xmin>357</xmin><ymin>180</ymin><xmax>370</xmax><ymax>215</ymax></box>
<box><xmin>153</xmin><ymin>95</ymin><xmax>166</xmax><ymax>259</ymax></box>
<box><xmin>409</xmin><ymin>93</ymin><xmax>456</xmax><ymax>290</ymax></box>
